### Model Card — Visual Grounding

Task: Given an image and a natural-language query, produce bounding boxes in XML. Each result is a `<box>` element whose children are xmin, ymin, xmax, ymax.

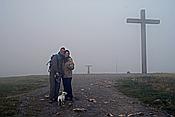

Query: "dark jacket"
<box><xmin>50</xmin><ymin>52</ymin><xmax>65</xmax><ymax>75</ymax></box>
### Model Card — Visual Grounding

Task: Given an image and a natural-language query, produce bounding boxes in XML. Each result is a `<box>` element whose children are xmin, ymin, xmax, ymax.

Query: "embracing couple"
<box><xmin>48</xmin><ymin>47</ymin><xmax>74</xmax><ymax>103</ymax></box>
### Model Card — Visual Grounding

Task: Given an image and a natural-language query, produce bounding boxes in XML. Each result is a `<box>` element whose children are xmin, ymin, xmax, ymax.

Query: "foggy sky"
<box><xmin>0</xmin><ymin>0</ymin><xmax>175</xmax><ymax>76</ymax></box>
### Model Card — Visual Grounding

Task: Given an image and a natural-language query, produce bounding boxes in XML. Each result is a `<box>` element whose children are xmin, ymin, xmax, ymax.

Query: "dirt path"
<box><xmin>18</xmin><ymin>74</ymin><xmax>168</xmax><ymax>117</ymax></box>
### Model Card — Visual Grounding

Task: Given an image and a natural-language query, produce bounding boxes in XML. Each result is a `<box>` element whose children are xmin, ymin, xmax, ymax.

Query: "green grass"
<box><xmin>117</xmin><ymin>73</ymin><xmax>175</xmax><ymax>116</ymax></box>
<box><xmin>0</xmin><ymin>75</ymin><xmax>48</xmax><ymax>117</ymax></box>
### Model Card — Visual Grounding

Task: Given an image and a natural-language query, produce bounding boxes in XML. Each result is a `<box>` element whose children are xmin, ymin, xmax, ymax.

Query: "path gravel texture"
<box><xmin>18</xmin><ymin>74</ymin><xmax>168</xmax><ymax>117</ymax></box>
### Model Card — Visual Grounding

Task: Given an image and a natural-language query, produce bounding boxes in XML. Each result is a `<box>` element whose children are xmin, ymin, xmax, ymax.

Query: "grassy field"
<box><xmin>117</xmin><ymin>73</ymin><xmax>175</xmax><ymax>116</ymax></box>
<box><xmin>1</xmin><ymin>74</ymin><xmax>175</xmax><ymax>116</ymax></box>
<box><xmin>0</xmin><ymin>75</ymin><xmax>48</xmax><ymax>117</ymax></box>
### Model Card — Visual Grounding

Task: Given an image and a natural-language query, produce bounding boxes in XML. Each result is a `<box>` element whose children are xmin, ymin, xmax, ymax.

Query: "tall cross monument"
<box><xmin>126</xmin><ymin>9</ymin><xmax>160</xmax><ymax>74</ymax></box>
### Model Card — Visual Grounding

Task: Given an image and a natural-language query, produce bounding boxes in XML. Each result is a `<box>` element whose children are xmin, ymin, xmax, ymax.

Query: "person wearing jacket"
<box><xmin>63</xmin><ymin>50</ymin><xmax>74</xmax><ymax>101</ymax></box>
<box><xmin>49</xmin><ymin>47</ymin><xmax>65</xmax><ymax>103</ymax></box>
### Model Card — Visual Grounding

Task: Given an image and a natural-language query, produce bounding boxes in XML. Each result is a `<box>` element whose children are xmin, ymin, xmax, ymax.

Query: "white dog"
<box><xmin>57</xmin><ymin>92</ymin><xmax>67</xmax><ymax>106</ymax></box>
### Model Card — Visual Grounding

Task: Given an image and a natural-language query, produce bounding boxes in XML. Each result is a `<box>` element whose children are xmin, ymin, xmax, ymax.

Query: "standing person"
<box><xmin>48</xmin><ymin>47</ymin><xmax>65</xmax><ymax>103</ymax></box>
<box><xmin>63</xmin><ymin>50</ymin><xmax>74</xmax><ymax>101</ymax></box>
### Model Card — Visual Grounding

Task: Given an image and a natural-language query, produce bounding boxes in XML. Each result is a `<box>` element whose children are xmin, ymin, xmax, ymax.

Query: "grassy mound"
<box><xmin>0</xmin><ymin>75</ymin><xmax>48</xmax><ymax>117</ymax></box>
<box><xmin>117</xmin><ymin>74</ymin><xmax>175</xmax><ymax>116</ymax></box>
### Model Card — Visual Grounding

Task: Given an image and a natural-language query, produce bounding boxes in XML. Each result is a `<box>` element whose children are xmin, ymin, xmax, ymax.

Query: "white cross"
<box><xmin>126</xmin><ymin>9</ymin><xmax>160</xmax><ymax>74</ymax></box>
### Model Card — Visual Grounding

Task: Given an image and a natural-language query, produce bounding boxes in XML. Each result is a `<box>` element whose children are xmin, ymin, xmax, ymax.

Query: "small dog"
<box><xmin>57</xmin><ymin>92</ymin><xmax>67</xmax><ymax>106</ymax></box>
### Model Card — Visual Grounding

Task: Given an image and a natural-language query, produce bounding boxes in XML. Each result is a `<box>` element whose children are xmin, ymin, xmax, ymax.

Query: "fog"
<box><xmin>0</xmin><ymin>0</ymin><xmax>175</xmax><ymax>76</ymax></box>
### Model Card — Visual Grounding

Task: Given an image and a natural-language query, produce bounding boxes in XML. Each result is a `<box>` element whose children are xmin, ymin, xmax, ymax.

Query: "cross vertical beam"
<box><xmin>85</xmin><ymin>65</ymin><xmax>92</xmax><ymax>74</ymax></box>
<box><xmin>141</xmin><ymin>9</ymin><xmax>147</xmax><ymax>74</ymax></box>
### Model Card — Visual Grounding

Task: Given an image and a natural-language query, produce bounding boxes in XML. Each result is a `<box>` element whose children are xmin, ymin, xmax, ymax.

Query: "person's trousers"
<box><xmin>62</xmin><ymin>77</ymin><xmax>73</xmax><ymax>99</ymax></box>
<box><xmin>49</xmin><ymin>71</ymin><xmax>61</xmax><ymax>100</ymax></box>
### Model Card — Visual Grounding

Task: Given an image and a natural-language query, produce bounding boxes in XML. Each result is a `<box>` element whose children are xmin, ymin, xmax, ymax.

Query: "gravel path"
<box><xmin>18</xmin><ymin>74</ymin><xmax>168</xmax><ymax>117</ymax></box>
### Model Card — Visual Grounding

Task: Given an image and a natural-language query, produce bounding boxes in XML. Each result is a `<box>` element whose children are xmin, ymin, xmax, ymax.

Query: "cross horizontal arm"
<box><xmin>145</xmin><ymin>19</ymin><xmax>160</xmax><ymax>24</ymax></box>
<box><xmin>126</xmin><ymin>18</ymin><xmax>142</xmax><ymax>23</ymax></box>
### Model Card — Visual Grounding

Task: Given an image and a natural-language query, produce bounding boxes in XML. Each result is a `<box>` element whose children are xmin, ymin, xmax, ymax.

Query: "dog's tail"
<box><xmin>58</xmin><ymin>99</ymin><xmax>62</xmax><ymax>106</ymax></box>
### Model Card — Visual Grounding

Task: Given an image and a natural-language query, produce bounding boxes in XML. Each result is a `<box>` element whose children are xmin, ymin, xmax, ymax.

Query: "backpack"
<box><xmin>47</xmin><ymin>54</ymin><xmax>59</xmax><ymax>72</ymax></box>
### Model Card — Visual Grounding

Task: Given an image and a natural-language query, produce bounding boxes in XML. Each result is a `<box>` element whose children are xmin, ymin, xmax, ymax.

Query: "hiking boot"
<box><xmin>65</xmin><ymin>97</ymin><xmax>73</xmax><ymax>101</ymax></box>
<box><xmin>49</xmin><ymin>98</ymin><xmax>57</xmax><ymax>103</ymax></box>
<box><xmin>48</xmin><ymin>100</ymin><xmax>54</xmax><ymax>103</ymax></box>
